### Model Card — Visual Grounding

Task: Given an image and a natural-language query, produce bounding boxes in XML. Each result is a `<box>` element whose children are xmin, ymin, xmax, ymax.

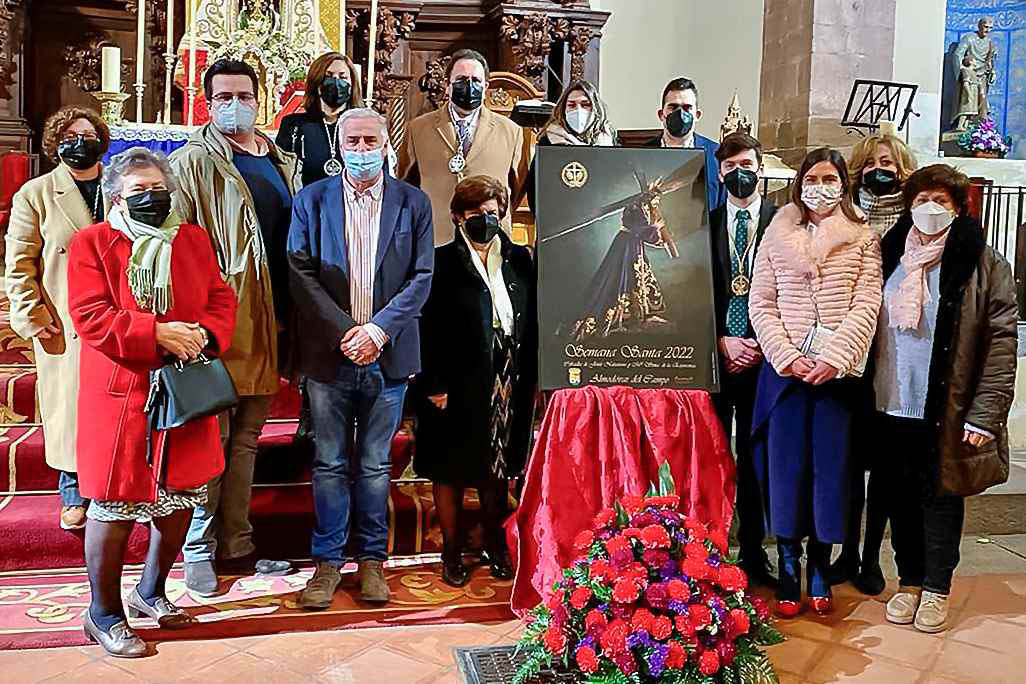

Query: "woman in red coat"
<box><xmin>68</xmin><ymin>147</ymin><xmax>237</xmax><ymax>657</ymax></box>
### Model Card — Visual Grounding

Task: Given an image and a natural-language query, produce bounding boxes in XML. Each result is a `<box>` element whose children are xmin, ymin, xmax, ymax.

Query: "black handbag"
<box><xmin>143</xmin><ymin>355</ymin><xmax>239</xmax><ymax>475</ymax></box>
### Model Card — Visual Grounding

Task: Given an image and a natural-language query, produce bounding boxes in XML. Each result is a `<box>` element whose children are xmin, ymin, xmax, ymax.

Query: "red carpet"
<box><xmin>0</xmin><ymin>559</ymin><xmax>513</xmax><ymax>650</ymax></box>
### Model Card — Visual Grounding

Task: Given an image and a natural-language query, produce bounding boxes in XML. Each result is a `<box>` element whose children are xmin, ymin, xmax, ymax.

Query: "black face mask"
<box><xmin>57</xmin><ymin>136</ymin><xmax>105</xmax><ymax>170</ymax></box>
<box><xmin>125</xmin><ymin>190</ymin><xmax>172</xmax><ymax>227</ymax></box>
<box><xmin>451</xmin><ymin>78</ymin><xmax>484</xmax><ymax>112</ymax></box>
<box><xmin>320</xmin><ymin>77</ymin><xmax>352</xmax><ymax>110</ymax></box>
<box><xmin>464</xmin><ymin>213</ymin><xmax>501</xmax><ymax>244</ymax></box>
<box><xmin>723</xmin><ymin>168</ymin><xmax>760</xmax><ymax>200</ymax></box>
<box><xmin>664</xmin><ymin>108</ymin><xmax>694</xmax><ymax>139</ymax></box>
<box><xmin>863</xmin><ymin>168</ymin><xmax>899</xmax><ymax>196</ymax></box>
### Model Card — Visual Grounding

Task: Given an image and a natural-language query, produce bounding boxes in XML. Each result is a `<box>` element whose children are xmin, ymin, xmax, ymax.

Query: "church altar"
<box><xmin>105</xmin><ymin>123</ymin><xmax>193</xmax><ymax>161</ymax></box>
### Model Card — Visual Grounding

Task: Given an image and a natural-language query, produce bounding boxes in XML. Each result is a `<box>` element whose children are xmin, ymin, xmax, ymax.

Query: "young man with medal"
<box><xmin>170</xmin><ymin>59</ymin><xmax>299</xmax><ymax>596</ymax></box>
<box><xmin>402</xmin><ymin>48</ymin><xmax>528</xmax><ymax>246</ymax></box>
<box><xmin>708</xmin><ymin>132</ymin><xmax>778</xmax><ymax>588</ymax></box>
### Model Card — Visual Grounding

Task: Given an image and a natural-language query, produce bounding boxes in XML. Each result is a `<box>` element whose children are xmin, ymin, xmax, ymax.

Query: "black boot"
<box><xmin>294</xmin><ymin>379</ymin><xmax>315</xmax><ymax>445</ymax></box>
<box><xmin>440</xmin><ymin>544</ymin><xmax>470</xmax><ymax>587</ymax></box>
<box><xmin>853</xmin><ymin>557</ymin><xmax>886</xmax><ymax>596</ymax></box>
<box><xmin>827</xmin><ymin>546</ymin><xmax>861</xmax><ymax>586</ymax></box>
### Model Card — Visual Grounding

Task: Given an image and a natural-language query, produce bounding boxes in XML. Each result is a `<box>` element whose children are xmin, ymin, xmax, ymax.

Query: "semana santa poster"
<box><xmin>535</xmin><ymin>146</ymin><xmax>720</xmax><ymax>392</ymax></box>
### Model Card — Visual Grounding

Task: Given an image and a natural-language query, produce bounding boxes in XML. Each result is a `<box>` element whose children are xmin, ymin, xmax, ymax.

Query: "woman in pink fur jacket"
<box><xmin>748</xmin><ymin>147</ymin><xmax>883</xmax><ymax>619</ymax></box>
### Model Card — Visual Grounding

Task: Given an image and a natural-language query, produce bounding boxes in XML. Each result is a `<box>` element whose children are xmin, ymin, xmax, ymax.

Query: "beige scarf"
<box><xmin>888</xmin><ymin>227</ymin><xmax>950</xmax><ymax>330</ymax></box>
<box><xmin>108</xmin><ymin>206</ymin><xmax>180</xmax><ymax>315</ymax></box>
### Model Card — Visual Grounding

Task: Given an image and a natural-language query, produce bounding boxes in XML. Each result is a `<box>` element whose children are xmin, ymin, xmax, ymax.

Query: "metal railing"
<box><xmin>976</xmin><ymin>183</ymin><xmax>1026</xmax><ymax>319</ymax></box>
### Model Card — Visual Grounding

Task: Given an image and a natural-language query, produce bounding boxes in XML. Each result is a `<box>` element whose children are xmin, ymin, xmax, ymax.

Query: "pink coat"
<box><xmin>749</xmin><ymin>203</ymin><xmax>882</xmax><ymax>376</ymax></box>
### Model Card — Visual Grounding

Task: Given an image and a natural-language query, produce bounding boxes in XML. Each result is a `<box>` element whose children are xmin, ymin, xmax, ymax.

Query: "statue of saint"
<box><xmin>952</xmin><ymin>17</ymin><xmax>997</xmax><ymax>131</ymax></box>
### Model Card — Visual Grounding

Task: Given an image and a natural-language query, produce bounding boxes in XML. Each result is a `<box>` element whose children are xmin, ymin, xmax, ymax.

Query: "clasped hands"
<box><xmin>156</xmin><ymin>321</ymin><xmax>209</xmax><ymax>361</ymax></box>
<box><xmin>340</xmin><ymin>325</ymin><xmax>381</xmax><ymax>366</ymax></box>
<box><xmin>785</xmin><ymin>355</ymin><xmax>839</xmax><ymax>386</ymax></box>
<box><xmin>719</xmin><ymin>336</ymin><xmax>763</xmax><ymax>373</ymax></box>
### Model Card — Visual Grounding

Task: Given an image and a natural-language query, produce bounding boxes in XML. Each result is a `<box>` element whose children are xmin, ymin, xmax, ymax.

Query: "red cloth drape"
<box><xmin>506</xmin><ymin>386</ymin><xmax>736</xmax><ymax>614</ymax></box>
<box><xmin>0</xmin><ymin>152</ymin><xmax>31</xmax><ymax>233</ymax></box>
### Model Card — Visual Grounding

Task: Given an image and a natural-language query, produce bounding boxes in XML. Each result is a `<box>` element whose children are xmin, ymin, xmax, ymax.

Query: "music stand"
<box><xmin>840</xmin><ymin>80</ymin><xmax>919</xmax><ymax>138</ymax></box>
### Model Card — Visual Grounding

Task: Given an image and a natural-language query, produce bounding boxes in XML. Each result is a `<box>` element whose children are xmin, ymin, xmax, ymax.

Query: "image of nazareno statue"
<box><xmin>952</xmin><ymin>16</ymin><xmax>997</xmax><ymax>131</ymax></box>
<box><xmin>546</xmin><ymin>170</ymin><xmax>686</xmax><ymax>340</ymax></box>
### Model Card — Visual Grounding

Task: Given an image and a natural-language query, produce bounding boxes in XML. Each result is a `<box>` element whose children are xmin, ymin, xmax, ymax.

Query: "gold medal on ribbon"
<box><xmin>731</xmin><ymin>274</ymin><xmax>751</xmax><ymax>296</ymax></box>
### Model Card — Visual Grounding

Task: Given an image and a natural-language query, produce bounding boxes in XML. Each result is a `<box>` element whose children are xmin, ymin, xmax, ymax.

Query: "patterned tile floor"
<box><xmin>2</xmin><ymin>571</ymin><xmax>1026</xmax><ymax>683</ymax></box>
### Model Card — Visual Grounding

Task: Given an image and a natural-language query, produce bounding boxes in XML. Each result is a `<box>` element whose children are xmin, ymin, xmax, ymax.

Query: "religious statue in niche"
<box><xmin>951</xmin><ymin>16</ymin><xmax>997</xmax><ymax>132</ymax></box>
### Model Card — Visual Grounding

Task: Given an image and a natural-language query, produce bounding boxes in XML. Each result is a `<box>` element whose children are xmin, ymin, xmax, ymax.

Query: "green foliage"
<box><xmin>751</xmin><ymin>621</ymin><xmax>785</xmax><ymax>646</ymax></box>
<box><xmin>733</xmin><ymin>652</ymin><xmax>780</xmax><ymax>684</ymax></box>
<box><xmin>614</xmin><ymin>501</ymin><xmax>630</xmax><ymax>527</ymax></box>
<box><xmin>512</xmin><ymin>644</ymin><xmax>551</xmax><ymax>684</ymax></box>
<box><xmin>657</xmin><ymin>461</ymin><xmax>675</xmax><ymax>497</ymax></box>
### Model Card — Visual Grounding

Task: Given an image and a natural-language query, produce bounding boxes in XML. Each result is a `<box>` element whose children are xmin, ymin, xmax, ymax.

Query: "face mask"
<box><xmin>723</xmin><ymin>168</ymin><xmax>759</xmax><ymax>200</ymax></box>
<box><xmin>911</xmin><ymin>201</ymin><xmax>955</xmax><ymax>235</ymax></box>
<box><xmin>320</xmin><ymin>77</ymin><xmax>352</xmax><ymax>110</ymax></box>
<box><xmin>58</xmin><ymin>136</ymin><xmax>104</xmax><ymax>170</ymax></box>
<box><xmin>665</xmin><ymin>108</ymin><xmax>694</xmax><ymax>139</ymax></box>
<box><xmin>566</xmin><ymin>108</ymin><xmax>593</xmax><ymax>135</ymax></box>
<box><xmin>863</xmin><ymin>168</ymin><xmax>899</xmax><ymax>196</ymax></box>
<box><xmin>124</xmin><ymin>189</ymin><xmax>172</xmax><ymax>227</ymax></box>
<box><xmin>343</xmin><ymin>149</ymin><xmax>385</xmax><ymax>182</ymax></box>
<box><xmin>451</xmin><ymin>78</ymin><xmax>484</xmax><ymax>111</ymax></box>
<box><xmin>212</xmin><ymin>98</ymin><xmax>257</xmax><ymax>135</ymax></box>
<box><xmin>801</xmin><ymin>183</ymin><xmax>843</xmax><ymax>212</ymax></box>
<box><xmin>464</xmin><ymin>213</ymin><xmax>501</xmax><ymax>244</ymax></box>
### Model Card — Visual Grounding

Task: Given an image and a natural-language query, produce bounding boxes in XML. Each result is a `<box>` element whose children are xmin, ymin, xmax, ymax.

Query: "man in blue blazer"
<box><xmin>287</xmin><ymin>108</ymin><xmax>433</xmax><ymax>609</ymax></box>
<box><xmin>644</xmin><ymin>77</ymin><xmax>724</xmax><ymax>212</ymax></box>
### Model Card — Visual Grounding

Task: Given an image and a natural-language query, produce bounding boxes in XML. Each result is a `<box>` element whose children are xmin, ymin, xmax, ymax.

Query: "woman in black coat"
<box><xmin>415</xmin><ymin>175</ymin><xmax>538</xmax><ymax>587</ymax></box>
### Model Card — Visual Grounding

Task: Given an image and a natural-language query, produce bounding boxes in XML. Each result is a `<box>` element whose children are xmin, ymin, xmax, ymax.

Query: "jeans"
<box><xmin>58</xmin><ymin>470</ymin><xmax>85</xmax><ymax>507</ymax></box>
<box><xmin>881</xmin><ymin>414</ymin><xmax>965</xmax><ymax>594</ymax></box>
<box><xmin>777</xmin><ymin>537</ymin><xmax>832</xmax><ymax>600</ymax></box>
<box><xmin>308</xmin><ymin>362</ymin><xmax>406</xmax><ymax>566</ymax></box>
<box><xmin>183</xmin><ymin>395</ymin><xmax>273</xmax><ymax>563</ymax></box>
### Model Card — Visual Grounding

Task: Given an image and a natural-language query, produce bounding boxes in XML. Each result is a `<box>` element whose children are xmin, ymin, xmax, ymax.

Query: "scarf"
<box><xmin>542</xmin><ymin>122</ymin><xmax>616</xmax><ymax>147</ymax></box>
<box><xmin>858</xmin><ymin>188</ymin><xmax>906</xmax><ymax>238</ymax></box>
<box><xmin>888</xmin><ymin>226</ymin><xmax>950</xmax><ymax>331</ymax></box>
<box><xmin>108</xmin><ymin>206</ymin><xmax>180</xmax><ymax>315</ymax></box>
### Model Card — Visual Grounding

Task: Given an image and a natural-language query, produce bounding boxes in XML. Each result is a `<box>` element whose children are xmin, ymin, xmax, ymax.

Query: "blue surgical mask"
<box><xmin>212</xmin><ymin>98</ymin><xmax>257</xmax><ymax>135</ymax></box>
<box><xmin>343</xmin><ymin>148</ymin><xmax>385</xmax><ymax>181</ymax></box>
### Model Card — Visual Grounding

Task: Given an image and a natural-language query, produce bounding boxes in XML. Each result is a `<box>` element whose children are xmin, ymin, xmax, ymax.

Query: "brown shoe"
<box><xmin>298</xmin><ymin>562</ymin><xmax>341</xmax><ymax>610</ymax></box>
<box><xmin>358</xmin><ymin>560</ymin><xmax>390</xmax><ymax>603</ymax></box>
<box><xmin>60</xmin><ymin>505</ymin><xmax>87</xmax><ymax>530</ymax></box>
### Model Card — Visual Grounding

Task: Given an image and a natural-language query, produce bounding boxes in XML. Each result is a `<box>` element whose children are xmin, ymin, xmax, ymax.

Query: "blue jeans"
<box><xmin>58</xmin><ymin>470</ymin><xmax>85</xmax><ymax>507</ymax></box>
<box><xmin>308</xmin><ymin>363</ymin><xmax>406</xmax><ymax>565</ymax></box>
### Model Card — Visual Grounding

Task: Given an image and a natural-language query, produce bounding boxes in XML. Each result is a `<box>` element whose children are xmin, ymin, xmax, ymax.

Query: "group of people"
<box><xmin>2</xmin><ymin>44</ymin><xmax>1015</xmax><ymax>659</ymax></box>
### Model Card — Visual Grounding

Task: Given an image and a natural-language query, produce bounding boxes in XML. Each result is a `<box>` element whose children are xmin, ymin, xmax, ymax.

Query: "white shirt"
<box><xmin>460</xmin><ymin>228</ymin><xmax>514</xmax><ymax>335</ymax></box>
<box><xmin>726</xmin><ymin>193</ymin><xmax>762</xmax><ymax>275</ymax></box>
<box><xmin>449</xmin><ymin>104</ymin><xmax>481</xmax><ymax>151</ymax></box>
<box><xmin>661</xmin><ymin>132</ymin><xmax>696</xmax><ymax>149</ymax></box>
<box><xmin>342</xmin><ymin>171</ymin><xmax>388</xmax><ymax>349</ymax></box>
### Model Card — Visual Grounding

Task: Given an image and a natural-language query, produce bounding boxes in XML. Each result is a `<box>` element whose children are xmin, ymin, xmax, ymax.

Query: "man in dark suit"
<box><xmin>709</xmin><ymin>132</ymin><xmax>778</xmax><ymax>587</ymax></box>
<box><xmin>287</xmin><ymin>108</ymin><xmax>434</xmax><ymax>609</ymax></box>
<box><xmin>644</xmin><ymin>77</ymin><xmax>723</xmax><ymax>212</ymax></box>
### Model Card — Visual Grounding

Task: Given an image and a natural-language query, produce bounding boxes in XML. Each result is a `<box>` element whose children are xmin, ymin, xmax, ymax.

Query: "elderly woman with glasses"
<box><xmin>4</xmin><ymin>106</ymin><xmax>111</xmax><ymax>531</ymax></box>
<box><xmin>67</xmin><ymin>147</ymin><xmax>237</xmax><ymax>657</ymax></box>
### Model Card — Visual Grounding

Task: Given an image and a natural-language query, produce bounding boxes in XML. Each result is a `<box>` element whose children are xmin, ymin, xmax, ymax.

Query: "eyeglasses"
<box><xmin>60</xmin><ymin>133</ymin><xmax>100</xmax><ymax>144</ymax></box>
<box><xmin>211</xmin><ymin>93</ymin><xmax>256</xmax><ymax>105</ymax></box>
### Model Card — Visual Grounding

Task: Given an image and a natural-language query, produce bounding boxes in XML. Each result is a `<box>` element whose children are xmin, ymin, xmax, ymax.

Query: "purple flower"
<box><xmin>627</xmin><ymin>630</ymin><xmax>652</xmax><ymax>649</ymax></box>
<box><xmin>707</xmin><ymin>555</ymin><xmax>722</xmax><ymax>569</ymax></box>
<box><xmin>646</xmin><ymin>644</ymin><xmax>669</xmax><ymax>677</ymax></box>
<box><xmin>669</xmin><ymin>600</ymin><xmax>689</xmax><ymax>614</ymax></box>
<box><xmin>577</xmin><ymin>636</ymin><xmax>597</xmax><ymax>651</ymax></box>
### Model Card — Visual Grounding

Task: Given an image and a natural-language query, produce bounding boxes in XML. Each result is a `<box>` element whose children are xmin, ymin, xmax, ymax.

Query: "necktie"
<box><xmin>457</xmin><ymin>119</ymin><xmax>471</xmax><ymax>156</ymax></box>
<box><xmin>726</xmin><ymin>209</ymin><xmax>751</xmax><ymax>337</ymax></box>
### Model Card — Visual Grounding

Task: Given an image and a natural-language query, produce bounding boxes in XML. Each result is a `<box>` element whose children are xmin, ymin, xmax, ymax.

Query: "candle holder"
<box><xmin>133</xmin><ymin>81</ymin><xmax>147</xmax><ymax>124</ymax></box>
<box><xmin>90</xmin><ymin>91</ymin><xmax>131</xmax><ymax>127</ymax></box>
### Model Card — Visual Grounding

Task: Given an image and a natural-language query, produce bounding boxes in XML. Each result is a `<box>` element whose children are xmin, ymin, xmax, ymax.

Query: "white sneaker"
<box><xmin>914</xmin><ymin>590</ymin><xmax>950</xmax><ymax>633</ymax></box>
<box><xmin>885</xmin><ymin>585</ymin><xmax>922</xmax><ymax>624</ymax></box>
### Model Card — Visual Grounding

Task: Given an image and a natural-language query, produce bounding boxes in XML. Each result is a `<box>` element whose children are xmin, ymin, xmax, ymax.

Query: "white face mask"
<box><xmin>911</xmin><ymin>201</ymin><xmax>955</xmax><ymax>235</ymax></box>
<box><xmin>800</xmin><ymin>183</ymin><xmax>843</xmax><ymax>212</ymax></box>
<box><xmin>566</xmin><ymin>108</ymin><xmax>594</xmax><ymax>135</ymax></box>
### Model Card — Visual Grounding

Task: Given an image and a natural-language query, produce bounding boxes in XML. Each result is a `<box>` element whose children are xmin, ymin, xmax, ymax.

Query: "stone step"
<box><xmin>965</xmin><ymin>455</ymin><xmax>1026</xmax><ymax>535</ymax></box>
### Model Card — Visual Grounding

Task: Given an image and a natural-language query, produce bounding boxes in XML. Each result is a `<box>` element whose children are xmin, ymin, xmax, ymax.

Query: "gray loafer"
<box><xmin>125</xmin><ymin>587</ymin><xmax>196</xmax><ymax>629</ymax></box>
<box><xmin>83</xmin><ymin>611</ymin><xmax>148</xmax><ymax>658</ymax></box>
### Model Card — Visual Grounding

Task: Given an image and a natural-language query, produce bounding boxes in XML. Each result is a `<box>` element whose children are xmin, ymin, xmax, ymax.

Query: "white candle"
<box><xmin>187</xmin><ymin>0</ymin><xmax>197</xmax><ymax>126</ymax></box>
<box><xmin>135</xmin><ymin>0</ymin><xmax>146</xmax><ymax>121</ymax></box>
<box><xmin>101</xmin><ymin>46</ymin><xmax>121</xmax><ymax>92</ymax></box>
<box><xmin>366</xmin><ymin>0</ymin><xmax>378</xmax><ymax>103</ymax></box>
<box><xmin>164</xmin><ymin>0</ymin><xmax>175</xmax><ymax>124</ymax></box>
<box><xmin>312</xmin><ymin>0</ymin><xmax>321</xmax><ymax>53</ymax></box>
<box><xmin>339</xmin><ymin>0</ymin><xmax>346</xmax><ymax>52</ymax></box>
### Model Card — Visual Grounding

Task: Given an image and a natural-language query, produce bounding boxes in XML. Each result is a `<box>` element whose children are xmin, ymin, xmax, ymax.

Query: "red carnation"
<box><xmin>622</xmin><ymin>527</ymin><xmax>643</xmax><ymax>539</ymax></box>
<box><xmin>612</xmin><ymin>578</ymin><xmax>641</xmax><ymax>603</ymax></box>
<box><xmin>709</xmin><ymin>527</ymin><xmax>729</xmax><ymax>553</ymax></box>
<box><xmin>642</xmin><ymin>549</ymin><xmax>671</xmax><ymax>567</ymax></box>
<box><xmin>612</xmin><ymin>652</ymin><xmax>638</xmax><ymax>675</ymax></box>
<box><xmin>570</xmin><ymin>586</ymin><xmax>593</xmax><ymax>611</ymax></box>
<box><xmin>585</xmin><ymin>609</ymin><xmax>608</xmax><ymax>632</ymax></box>
<box><xmin>546</xmin><ymin>589</ymin><xmax>565</xmax><ymax>610</ymax></box>
<box><xmin>751</xmin><ymin>596</ymin><xmax>770</xmax><ymax>621</ymax></box>
<box><xmin>594</xmin><ymin>508</ymin><xmax>616</xmax><ymax>528</ymax></box>
<box><xmin>699</xmin><ymin>649</ymin><xmax>721</xmax><ymax>675</ymax></box>
<box><xmin>589</xmin><ymin>559</ymin><xmax>613</xmax><ymax>582</ymax></box>
<box><xmin>718</xmin><ymin>565</ymin><xmax>748</xmax><ymax>592</ymax></box>
<box><xmin>576</xmin><ymin>646</ymin><xmax>600</xmax><ymax>673</ymax></box>
<box><xmin>667</xmin><ymin>578</ymin><xmax>689</xmax><ymax>601</ymax></box>
<box><xmin>640</xmin><ymin>525</ymin><xmax>671</xmax><ymax>549</ymax></box>
<box><xmin>631</xmin><ymin>608</ymin><xmax>655</xmax><ymax>632</ymax></box>
<box><xmin>651</xmin><ymin>615</ymin><xmax>673</xmax><ymax>640</ymax></box>
<box><xmin>600</xmin><ymin>619</ymin><xmax>630</xmax><ymax>654</ymax></box>
<box><xmin>646</xmin><ymin>495</ymin><xmax>680</xmax><ymax>509</ymax></box>
<box><xmin>688</xmin><ymin>604</ymin><xmax>712</xmax><ymax>630</ymax></box>
<box><xmin>682</xmin><ymin>557</ymin><xmax>709</xmax><ymax>580</ymax></box>
<box><xmin>667</xmin><ymin>641</ymin><xmax>687</xmax><ymax>668</ymax></box>
<box><xmin>621</xmin><ymin>495</ymin><xmax>646</xmax><ymax>513</ymax></box>
<box><xmin>674</xmin><ymin>614</ymin><xmax>691</xmax><ymax>634</ymax></box>
<box><xmin>685</xmin><ymin>541</ymin><xmax>709</xmax><ymax>561</ymax></box>
<box><xmin>574</xmin><ymin>530</ymin><xmax>595</xmax><ymax>552</ymax></box>
<box><xmin>685</xmin><ymin>518</ymin><xmax>708</xmax><ymax>541</ymax></box>
<box><xmin>543</xmin><ymin>626</ymin><xmax>567</xmax><ymax>655</ymax></box>
<box><xmin>730</xmin><ymin>608</ymin><xmax>751</xmax><ymax>635</ymax></box>
<box><xmin>717</xmin><ymin>640</ymin><xmax>736</xmax><ymax>666</ymax></box>
<box><xmin>605</xmin><ymin>536</ymin><xmax>632</xmax><ymax>556</ymax></box>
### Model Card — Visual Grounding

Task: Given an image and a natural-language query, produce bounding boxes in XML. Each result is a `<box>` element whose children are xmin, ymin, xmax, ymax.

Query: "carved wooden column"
<box><xmin>0</xmin><ymin>0</ymin><xmax>31</xmax><ymax>154</ymax></box>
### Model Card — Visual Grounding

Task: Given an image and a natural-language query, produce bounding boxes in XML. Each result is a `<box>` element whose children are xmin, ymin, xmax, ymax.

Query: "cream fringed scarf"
<box><xmin>108</xmin><ymin>206</ymin><xmax>180</xmax><ymax>315</ymax></box>
<box><xmin>888</xmin><ymin>227</ymin><xmax>950</xmax><ymax>331</ymax></box>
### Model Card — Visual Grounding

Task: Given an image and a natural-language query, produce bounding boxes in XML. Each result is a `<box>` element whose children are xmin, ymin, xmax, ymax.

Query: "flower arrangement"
<box><xmin>513</xmin><ymin>463</ymin><xmax>783</xmax><ymax>684</ymax></box>
<box><xmin>958</xmin><ymin>116</ymin><xmax>1011</xmax><ymax>157</ymax></box>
